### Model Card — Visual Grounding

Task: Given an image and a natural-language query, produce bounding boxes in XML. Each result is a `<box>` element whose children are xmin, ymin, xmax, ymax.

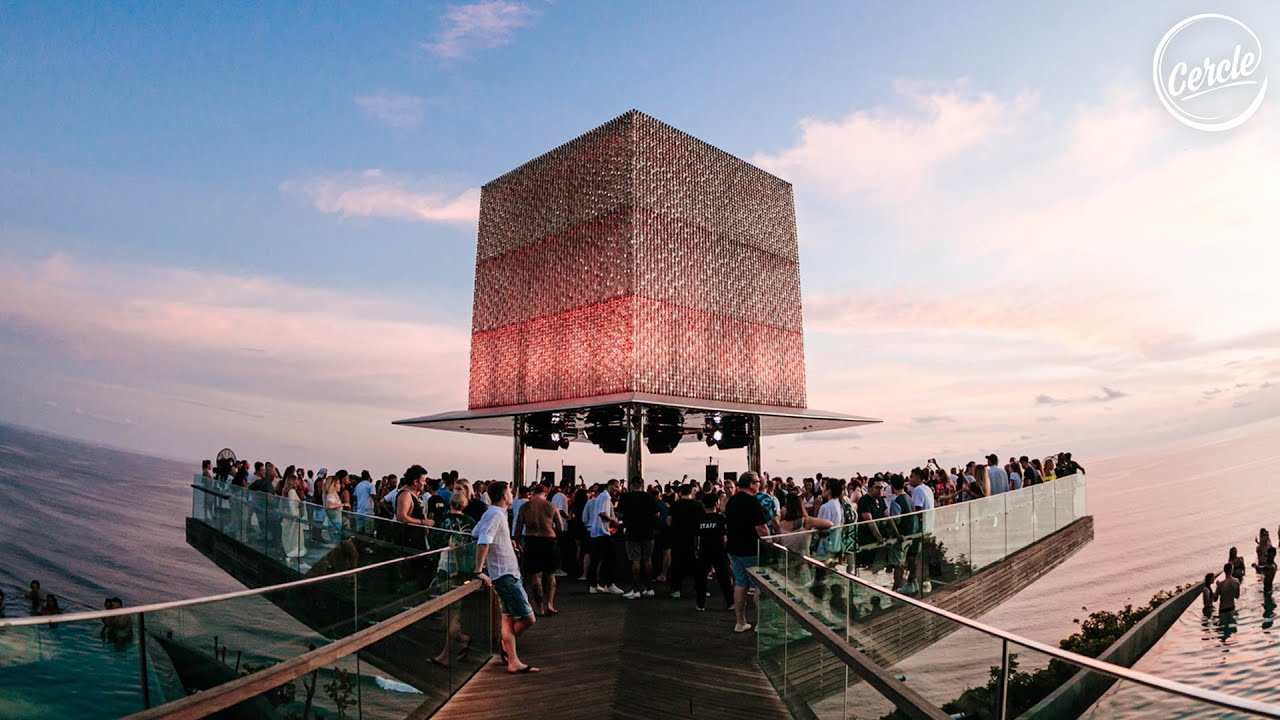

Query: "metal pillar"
<box><xmin>513</xmin><ymin>416</ymin><xmax>525</xmax><ymax>492</ymax></box>
<box><xmin>747</xmin><ymin>415</ymin><xmax>762</xmax><ymax>475</ymax></box>
<box><xmin>625</xmin><ymin>404</ymin><xmax>644</xmax><ymax>483</ymax></box>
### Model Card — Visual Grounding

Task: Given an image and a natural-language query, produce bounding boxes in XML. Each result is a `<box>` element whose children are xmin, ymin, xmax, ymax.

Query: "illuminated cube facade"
<box><xmin>468</xmin><ymin>110</ymin><xmax>807</xmax><ymax>410</ymax></box>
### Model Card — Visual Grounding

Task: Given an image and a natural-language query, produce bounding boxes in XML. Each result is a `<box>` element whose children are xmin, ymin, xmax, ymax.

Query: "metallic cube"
<box><xmin>468</xmin><ymin>110</ymin><xmax>807</xmax><ymax>410</ymax></box>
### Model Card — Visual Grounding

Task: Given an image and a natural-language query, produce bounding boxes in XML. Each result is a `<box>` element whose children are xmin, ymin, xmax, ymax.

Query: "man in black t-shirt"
<box><xmin>425</xmin><ymin>477</ymin><xmax>447</xmax><ymax>526</ymax></box>
<box><xmin>617</xmin><ymin>476</ymin><xmax>660</xmax><ymax>598</ymax></box>
<box><xmin>724</xmin><ymin>471</ymin><xmax>770</xmax><ymax>633</ymax></box>
<box><xmin>666</xmin><ymin>483</ymin><xmax>704</xmax><ymax>598</ymax></box>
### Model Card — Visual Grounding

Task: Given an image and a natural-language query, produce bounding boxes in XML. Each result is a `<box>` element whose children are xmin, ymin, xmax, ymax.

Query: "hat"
<box><xmin>316</xmin><ymin>467</ymin><xmax>329</xmax><ymax>479</ymax></box>
<box><xmin>985</xmin><ymin>454</ymin><xmax>998</xmax><ymax>463</ymax></box>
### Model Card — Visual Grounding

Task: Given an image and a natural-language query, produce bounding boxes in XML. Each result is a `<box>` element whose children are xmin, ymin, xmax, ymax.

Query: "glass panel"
<box><xmin>927</xmin><ymin>500</ymin><xmax>972</xmax><ymax>590</ymax></box>
<box><xmin>1005</xmin><ymin>487</ymin><xmax>1035</xmax><ymax>555</ymax></box>
<box><xmin>1030</xmin><ymin>481</ymin><xmax>1055</xmax><ymax>541</ymax></box>
<box><xmin>967</xmin><ymin>494</ymin><xmax>1007</xmax><ymax>571</ymax></box>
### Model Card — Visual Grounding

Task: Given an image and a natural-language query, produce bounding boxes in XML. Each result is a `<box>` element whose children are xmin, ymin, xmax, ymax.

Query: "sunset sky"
<box><xmin>2</xmin><ymin>1</ymin><xmax>1277</xmax><ymax>479</ymax></box>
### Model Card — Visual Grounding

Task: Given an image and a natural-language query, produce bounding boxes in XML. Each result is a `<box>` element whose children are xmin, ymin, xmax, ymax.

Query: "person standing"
<box><xmin>1217</xmin><ymin>563</ymin><xmax>1241</xmax><ymax>615</ymax></box>
<box><xmin>515</xmin><ymin>483</ymin><xmax>564</xmax><ymax>615</ymax></box>
<box><xmin>587</xmin><ymin>479</ymin><xmax>625</xmax><ymax>595</ymax></box>
<box><xmin>695</xmin><ymin>492</ymin><xmax>734</xmax><ymax>611</ymax></box>
<box><xmin>474</xmin><ymin>481</ymin><xmax>540</xmax><ymax>674</ymax></box>
<box><xmin>549</xmin><ymin>479</ymin><xmax>571</xmax><ymax>578</ymax></box>
<box><xmin>985</xmin><ymin>454</ymin><xmax>1009</xmax><ymax>495</ymax></box>
<box><xmin>724</xmin><ymin>471</ymin><xmax>770</xmax><ymax>633</ymax></box>
<box><xmin>666</xmin><ymin>483</ymin><xmax>704</xmax><ymax>599</ymax></box>
<box><xmin>617</xmin><ymin>476</ymin><xmax>660</xmax><ymax>598</ymax></box>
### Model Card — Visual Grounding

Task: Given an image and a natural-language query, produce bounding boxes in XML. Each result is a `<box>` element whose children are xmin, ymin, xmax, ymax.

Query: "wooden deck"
<box><xmin>434</xmin><ymin>580</ymin><xmax>792</xmax><ymax>720</ymax></box>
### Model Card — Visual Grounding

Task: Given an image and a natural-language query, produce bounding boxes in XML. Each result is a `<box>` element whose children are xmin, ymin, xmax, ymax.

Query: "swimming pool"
<box><xmin>1085</xmin><ymin>566</ymin><xmax>1280</xmax><ymax>719</ymax></box>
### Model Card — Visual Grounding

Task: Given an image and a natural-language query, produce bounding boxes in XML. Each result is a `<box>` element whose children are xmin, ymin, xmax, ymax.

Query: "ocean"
<box><xmin>2</xmin><ymin>416</ymin><xmax>1279</xmax><ymax>714</ymax></box>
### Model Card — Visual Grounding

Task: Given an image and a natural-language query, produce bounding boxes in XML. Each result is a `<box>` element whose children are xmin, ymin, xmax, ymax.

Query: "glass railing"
<box><xmin>753</xmin><ymin>542</ymin><xmax>1280</xmax><ymax>720</ymax></box>
<box><xmin>761</xmin><ymin>473</ymin><xmax>1087</xmax><ymax>606</ymax></box>
<box><xmin>0</xmin><ymin>543</ymin><xmax>490</xmax><ymax>720</ymax></box>
<box><xmin>190</xmin><ymin>475</ymin><xmax>472</xmax><ymax>573</ymax></box>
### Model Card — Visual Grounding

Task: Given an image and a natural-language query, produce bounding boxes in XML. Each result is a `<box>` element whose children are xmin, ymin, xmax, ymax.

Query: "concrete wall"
<box><xmin>1017</xmin><ymin>579</ymin><xmax>1201</xmax><ymax>720</ymax></box>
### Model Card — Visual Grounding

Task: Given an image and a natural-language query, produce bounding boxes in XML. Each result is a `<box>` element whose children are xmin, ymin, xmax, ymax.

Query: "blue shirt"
<box><xmin>353</xmin><ymin>480</ymin><xmax>375</xmax><ymax>515</ymax></box>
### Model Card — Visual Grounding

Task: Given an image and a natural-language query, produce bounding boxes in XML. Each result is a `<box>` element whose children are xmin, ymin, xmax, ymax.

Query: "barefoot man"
<box><xmin>473</xmin><ymin>481</ymin><xmax>540</xmax><ymax>674</ymax></box>
<box><xmin>516</xmin><ymin>482</ymin><xmax>564</xmax><ymax>615</ymax></box>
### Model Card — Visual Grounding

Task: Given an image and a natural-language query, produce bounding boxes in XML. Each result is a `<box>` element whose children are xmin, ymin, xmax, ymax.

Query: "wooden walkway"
<box><xmin>434</xmin><ymin>580</ymin><xmax>791</xmax><ymax>720</ymax></box>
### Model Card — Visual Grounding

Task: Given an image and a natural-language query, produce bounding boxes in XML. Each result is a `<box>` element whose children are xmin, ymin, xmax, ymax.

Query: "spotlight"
<box><xmin>704</xmin><ymin>413</ymin><xmax>750</xmax><ymax>450</ymax></box>
<box><xmin>585</xmin><ymin>407</ymin><xmax>628</xmax><ymax>454</ymax></box>
<box><xmin>521</xmin><ymin>413</ymin><xmax>570</xmax><ymax>451</ymax></box>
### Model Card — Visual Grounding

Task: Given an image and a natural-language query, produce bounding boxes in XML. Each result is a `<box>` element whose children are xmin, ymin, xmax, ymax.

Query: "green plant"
<box><xmin>323</xmin><ymin>667</ymin><xmax>356</xmax><ymax>720</ymax></box>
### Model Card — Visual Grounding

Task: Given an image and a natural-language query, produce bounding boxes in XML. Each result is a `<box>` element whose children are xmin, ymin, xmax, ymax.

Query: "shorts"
<box><xmin>492</xmin><ymin>573</ymin><xmax>534</xmax><ymax>618</ymax></box>
<box><xmin>886</xmin><ymin>540</ymin><xmax>908</xmax><ymax>568</ymax></box>
<box><xmin>728</xmin><ymin>554</ymin><xmax>758</xmax><ymax>588</ymax></box>
<box><xmin>625</xmin><ymin>539</ymin><xmax>654</xmax><ymax>563</ymax></box>
<box><xmin>522</xmin><ymin>536</ymin><xmax>558</xmax><ymax>574</ymax></box>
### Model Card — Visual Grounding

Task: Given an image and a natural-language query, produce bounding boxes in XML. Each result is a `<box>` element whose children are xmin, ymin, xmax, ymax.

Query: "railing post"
<box><xmin>997</xmin><ymin>638</ymin><xmax>1010</xmax><ymax>720</ymax></box>
<box><xmin>138</xmin><ymin>612</ymin><xmax>150</xmax><ymax>710</ymax></box>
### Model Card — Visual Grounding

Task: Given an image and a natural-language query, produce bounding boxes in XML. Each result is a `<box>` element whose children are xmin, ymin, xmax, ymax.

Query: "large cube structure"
<box><xmin>468</xmin><ymin>110</ymin><xmax>807</xmax><ymax>410</ymax></box>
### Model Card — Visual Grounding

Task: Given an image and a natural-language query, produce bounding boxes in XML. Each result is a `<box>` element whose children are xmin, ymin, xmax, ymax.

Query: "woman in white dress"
<box><xmin>282</xmin><ymin>475</ymin><xmax>308</xmax><ymax>560</ymax></box>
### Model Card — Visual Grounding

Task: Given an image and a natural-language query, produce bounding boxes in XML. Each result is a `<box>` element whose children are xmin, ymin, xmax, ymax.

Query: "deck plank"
<box><xmin>434</xmin><ymin>581</ymin><xmax>790</xmax><ymax>720</ymax></box>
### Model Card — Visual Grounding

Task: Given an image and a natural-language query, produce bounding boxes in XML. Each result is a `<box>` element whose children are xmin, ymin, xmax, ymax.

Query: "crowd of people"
<box><xmin>1202</xmin><ymin>529</ymin><xmax>1280</xmax><ymax>618</ymax></box>
<box><xmin>201</xmin><ymin>448</ymin><xmax>1084</xmax><ymax>674</ymax></box>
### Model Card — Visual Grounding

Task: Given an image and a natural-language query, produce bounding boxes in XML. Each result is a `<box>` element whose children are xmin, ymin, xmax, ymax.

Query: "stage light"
<box><xmin>644</xmin><ymin>407</ymin><xmax>685</xmax><ymax>454</ymax></box>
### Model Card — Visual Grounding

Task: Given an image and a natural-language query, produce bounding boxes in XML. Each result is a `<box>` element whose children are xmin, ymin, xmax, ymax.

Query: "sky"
<box><xmin>1</xmin><ymin>1</ymin><xmax>1278</xmax><ymax>480</ymax></box>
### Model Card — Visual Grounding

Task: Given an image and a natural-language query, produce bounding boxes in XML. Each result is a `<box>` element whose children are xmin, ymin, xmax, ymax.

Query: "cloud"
<box><xmin>354</xmin><ymin>91</ymin><xmax>425</xmax><ymax>128</ymax></box>
<box><xmin>73</xmin><ymin>407</ymin><xmax>136</xmax><ymax>427</ymax></box>
<box><xmin>280</xmin><ymin>170</ymin><xmax>481</xmax><ymax>224</ymax></box>
<box><xmin>911</xmin><ymin>415</ymin><xmax>955</xmax><ymax>424</ymax></box>
<box><xmin>754</xmin><ymin>81</ymin><xmax>1035</xmax><ymax>202</ymax></box>
<box><xmin>422</xmin><ymin>1</ymin><xmax>537</xmax><ymax>59</ymax></box>
<box><xmin>0</xmin><ymin>252</ymin><xmax>471</xmax><ymax>411</ymax></box>
<box><xmin>1091</xmin><ymin>387</ymin><xmax>1128</xmax><ymax>403</ymax></box>
<box><xmin>1036</xmin><ymin>416</ymin><xmax>1058</xmax><ymax>423</ymax></box>
<box><xmin>1035</xmin><ymin>394</ymin><xmax>1064</xmax><ymax>406</ymax></box>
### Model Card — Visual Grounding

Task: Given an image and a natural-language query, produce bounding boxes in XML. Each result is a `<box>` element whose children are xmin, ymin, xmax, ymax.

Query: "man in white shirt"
<box><xmin>986</xmin><ymin>454</ymin><xmax>1009</xmax><ymax>495</ymax></box>
<box><xmin>587</xmin><ymin>479</ymin><xmax>624</xmax><ymax>595</ymax></box>
<box><xmin>549</xmin><ymin>481</ymin><xmax>570</xmax><ymax>577</ymax></box>
<box><xmin>473</xmin><ymin>481</ymin><xmax>539</xmax><ymax>674</ymax></box>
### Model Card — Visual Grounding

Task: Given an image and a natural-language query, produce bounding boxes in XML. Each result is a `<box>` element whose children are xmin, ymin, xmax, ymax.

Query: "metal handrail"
<box><xmin>775</xmin><ymin>543</ymin><xmax>1280</xmax><ymax>718</ymax></box>
<box><xmin>763</xmin><ymin>472</ymin><xmax>1082</xmax><ymax>542</ymax></box>
<box><xmin>120</xmin><ymin>579</ymin><xmax>486</xmax><ymax>720</ymax></box>
<box><xmin>0</xmin><ymin>543</ymin><xmax>458</xmax><ymax>629</ymax></box>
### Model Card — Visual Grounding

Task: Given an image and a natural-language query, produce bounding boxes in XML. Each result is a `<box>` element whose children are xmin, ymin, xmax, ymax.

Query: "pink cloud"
<box><xmin>280</xmin><ymin>170</ymin><xmax>481</xmax><ymax>224</ymax></box>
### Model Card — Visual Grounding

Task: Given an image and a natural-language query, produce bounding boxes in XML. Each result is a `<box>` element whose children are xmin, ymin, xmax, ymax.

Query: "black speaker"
<box><xmin>705</xmin><ymin>464</ymin><xmax>719</xmax><ymax>484</ymax></box>
<box><xmin>562</xmin><ymin>465</ymin><xmax>576</xmax><ymax>486</ymax></box>
<box><xmin>724</xmin><ymin>471</ymin><xmax>738</xmax><ymax>483</ymax></box>
<box><xmin>541</xmin><ymin>471</ymin><xmax>556</xmax><ymax>487</ymax></box>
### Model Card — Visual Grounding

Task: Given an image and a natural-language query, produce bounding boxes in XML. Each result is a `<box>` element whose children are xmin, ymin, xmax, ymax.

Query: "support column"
<box><xmin>747</xmin><ymin>415</ymin><xmax>762</xmax><ymax>475</ymax></box>
<box><xmin>513</xmin><ymin>416</ymin><xmax>525</xmax><ymax>492</ymax></box>
<box><xmin>625</xmin><ymin>404</ymin><xmax>644</xmax><ymax>483</ymax></box>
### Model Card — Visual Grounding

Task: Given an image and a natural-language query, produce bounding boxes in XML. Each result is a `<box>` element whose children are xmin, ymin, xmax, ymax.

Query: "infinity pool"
<box><xmin>1085</xmin><ymin>567</ymin><xmax>1280</xmax><ymax>719</ymax></box>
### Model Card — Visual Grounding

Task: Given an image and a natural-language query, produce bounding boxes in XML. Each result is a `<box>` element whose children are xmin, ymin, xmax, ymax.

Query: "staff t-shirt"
<box><xmin>697</xmin><ymin>512</ymin><xmax>727</xmax><ymax>558</ymax></box>
<box><xmin>724</xmin><ymin>491</ymin><xmax>767</xmax><ymax>557</ymax></box>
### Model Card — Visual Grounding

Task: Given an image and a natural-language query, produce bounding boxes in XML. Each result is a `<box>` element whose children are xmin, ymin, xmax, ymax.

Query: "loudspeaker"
<box><xmin>562</xmin><ymin>465</ymin><xmax>576</xmax><ymax>486</ymax></box>
<box><xmin>724</xmin><ymin>471</ymin><xmax>738</xmax><ymax>483</ymax></box>
<box><xmin>541</xmin><ymin>471</ymin><xmax>556</xmax><ymax>487</ymax></box>
<box><xmin>705</xmin><ymin>464</ymin><xmax>719</xmax><ymax>484</ymax></box>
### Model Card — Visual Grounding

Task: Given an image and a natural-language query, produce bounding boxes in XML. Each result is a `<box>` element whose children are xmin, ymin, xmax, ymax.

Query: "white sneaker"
<box><xmin>670</xmin><ymin>591</ymin><xmax>682</xmax><ymax>599</ymax></box>
<box><xmin>623</xmin><ymin>590</ymin><xmax>640</xmax><ymax>599</ymax></box>
<box><xmin>589</xmin><ymin>585</ymin><xmax>603</xmax><ymax>594</ymax></box>
<box><xmin>555</xmin><ymin>570</ymin><xmax>569</xmax><ymax>578</ymax></box>
<box><xmin>607</xmin><ymin>584</ymin><xmax>626</xmax><ymax>595</ymax></box>
<box><xmin>734</xmin><ymin>623</ymin><xmax>753</xmax><ymax>633</ymax></box>
<box><xmin>642</xmin><ymin>589</ymin><xmax>656</xmax><ymax>597</ymax></box>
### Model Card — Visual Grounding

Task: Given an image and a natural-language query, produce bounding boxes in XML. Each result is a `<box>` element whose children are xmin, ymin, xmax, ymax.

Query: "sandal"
<box><xmin>507</xmin><ymin>664</ymin><xmax>540</xmax><ymax>674</ymax></box>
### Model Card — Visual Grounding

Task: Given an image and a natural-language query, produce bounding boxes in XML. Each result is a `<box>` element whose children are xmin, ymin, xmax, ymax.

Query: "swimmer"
<box><xmin>25</xmin><ymin>580</ymin><xmax>44</xmax><ymax>611</ymax></box>
<box><xmin>1201</xmin><ymin>572</ymin><xmax>1217</xmax><ymax>615</ymax></box>
<box><xmin>1255</xmin><ymin>547</ymin><xmax>1278</xmax><ymax>594</ymax></box>
<box><xmin>1229</xmin><ymin>547</ymin><xmax>1246</xmax><ymax>581</ymax></box>
<box><xmin>38</xmin><ymin>594</ymin><xmax>62</xmax><ymax>616</ymax></box>
<box><xmin>1258</xmin><ymin>529</ymin><xmax>1273</xmax><ymax>568</ymax></box>
<box><xmin>1217</xmin><ymin>563</ymin><xmax>1240</xmax><ymax>615</ymax></box>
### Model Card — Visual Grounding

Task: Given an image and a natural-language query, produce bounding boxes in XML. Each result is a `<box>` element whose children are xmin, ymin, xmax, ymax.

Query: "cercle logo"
<box><xmin>1153</xmin><ymin>14</ymin><xmax>1267</xmax><ymax>132</ymax></box>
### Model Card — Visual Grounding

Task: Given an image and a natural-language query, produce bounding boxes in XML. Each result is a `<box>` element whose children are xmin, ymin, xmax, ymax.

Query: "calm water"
<box><xmin>2</xmin><ymin>416</ymin><xmax>1279</xmax><ymax>716</ymax></box>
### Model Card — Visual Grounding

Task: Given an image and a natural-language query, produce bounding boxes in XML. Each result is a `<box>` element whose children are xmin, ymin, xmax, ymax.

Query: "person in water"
<box><xmin>1216</xmin><ymin>563</ymin><xmax>1241</xmax><ymax>615</ymax></box>
<box><xmin>38</xmin><ymin>594</ymin><xmax>62</xmax><ymax>616</ymax></box>
<box><xmin>1201</xmin><ymin>572</ymin><xmax>1217</xmax><ymax>615</ymax></box>
<box><xmin>99</xmin><ymin>597</ymin><xmax>133</xmax><ymax>643</ymax></box>
<box><xmin>25</xmin><ymin>580</ymin><xmax>44</xmax><ymax>611</ymax></box>
<box><xmin>1228</xmin><ymin>547</ymin><xmax>1247</xmax><ymax>580</ymax></box>
<box><xmin>1258</xmin><ymin>528</ymin><xmax>1273</xmax><ymax>568</ymax></box>
<box><xmin>1255</xmin><ymin>547</ymin><xmax>1278</xmax><ymax>594</ymax></box>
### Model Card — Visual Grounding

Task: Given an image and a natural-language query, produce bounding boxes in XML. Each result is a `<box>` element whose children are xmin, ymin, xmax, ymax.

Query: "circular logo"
<box><xmin>1153</xmin><ymin>14</ymin><xmax>1267</xmax><ymax>132</ymax></box>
